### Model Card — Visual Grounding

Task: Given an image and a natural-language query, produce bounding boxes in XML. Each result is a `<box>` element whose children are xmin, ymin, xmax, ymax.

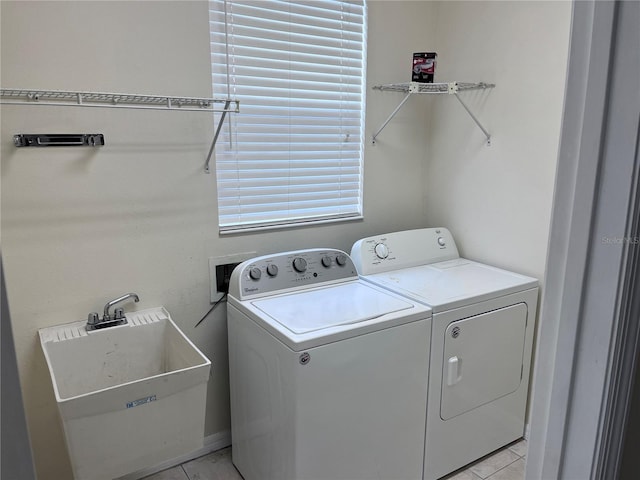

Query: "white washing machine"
<box><xmin>351</xmin><ymin>228</ymin><xmax>539</xmax><ymax>480</ymax></box>
<box><xmin>227</xmin><ymin>248</ymin><xmax>432</xmax><ymax>480</ymax></box>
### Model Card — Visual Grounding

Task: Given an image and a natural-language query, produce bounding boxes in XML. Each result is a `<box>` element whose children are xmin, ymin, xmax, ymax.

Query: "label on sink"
<box><xmin>126</xmin><ymin>395</ymin><xmax>157</xmax><ymax>409</ymax></box>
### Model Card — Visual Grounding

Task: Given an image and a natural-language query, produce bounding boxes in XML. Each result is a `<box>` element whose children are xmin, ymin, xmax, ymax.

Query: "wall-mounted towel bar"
<box><xmin>14</xmin><ymin>134</ymin><xmax>105</xmax><ymax>147</ymax></box>
<box><xmin>0</xmin><ymin>88</ymin><xmax>239</xmax><ymax>172</ymax></box>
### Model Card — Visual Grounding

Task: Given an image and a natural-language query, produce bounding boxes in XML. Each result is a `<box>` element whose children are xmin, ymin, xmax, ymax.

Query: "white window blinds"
<box><xmin>209</xmin><ymin>0</ymin><xmax>366</xmax><ymax>232</ymax></box>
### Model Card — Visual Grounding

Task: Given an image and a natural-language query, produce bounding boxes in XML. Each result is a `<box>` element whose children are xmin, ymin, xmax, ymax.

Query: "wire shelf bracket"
<box><xmin>371</xmin><ymin>81</ymin><xmax>495</xmax><ymax>146</ymax></box>
<box><xmin>0</xmin><ymin>88</ymin><xmax>239</xmax><ymax>172</ymax></box>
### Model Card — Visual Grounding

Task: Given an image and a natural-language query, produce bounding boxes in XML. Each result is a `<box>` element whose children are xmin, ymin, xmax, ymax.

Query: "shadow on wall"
<box><xmin>1</xmin><ymin>256</ymin><xmax>37</xmax><ymax>480</ymax></box>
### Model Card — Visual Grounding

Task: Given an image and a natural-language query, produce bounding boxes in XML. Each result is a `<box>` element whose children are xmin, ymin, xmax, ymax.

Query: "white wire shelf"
<box><xmin>0</xmin><ymin>88</ymin><xmax>239</xmax><ymax>172</ymax></box>
<box><xmin>371</xmin><ymin>81</ymin><xmax>495</xmax><ymax>145</ymax></box>
<box><xmin>373</xmin><ymin>81</ymin><xmax>494</xmax><ymax>94</ymax></box>
<box><xmin>0</xmin><ymin>88</ymin><xmax>239</xmax><ymax>112</ymax></box>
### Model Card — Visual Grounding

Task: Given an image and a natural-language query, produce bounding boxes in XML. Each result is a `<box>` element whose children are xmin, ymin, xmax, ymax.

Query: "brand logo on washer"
<box><xmin>451</xmin><ymin>326</ymin><xmax>461</xmax><ymax>338</ymax></box>
<box><xmin>299</xmin><ymin>352</ymin><xmax>311</xmax><ymax>365</ymax></box>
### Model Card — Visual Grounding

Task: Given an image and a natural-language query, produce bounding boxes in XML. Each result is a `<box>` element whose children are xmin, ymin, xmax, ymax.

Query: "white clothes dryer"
<box><xmin>227</xmin><ymin>248</ymin><xmax>432</xmax><ymax>480</ymax></box>
<box><xmin>351</xmin><ymin>228</ymin><xmax>538</xmax><ymax>480</ymax></box>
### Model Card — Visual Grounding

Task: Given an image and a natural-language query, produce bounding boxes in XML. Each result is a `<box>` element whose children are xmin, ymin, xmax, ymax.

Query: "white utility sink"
<box><xmin>39</xmin><ymin>307</ymin><xmax>211</xmax><ymax>480</ymax></box>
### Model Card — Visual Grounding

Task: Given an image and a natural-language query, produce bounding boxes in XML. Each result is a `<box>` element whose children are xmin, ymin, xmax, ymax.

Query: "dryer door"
<box><xmin>441</xmin><ymin>303</ymin><xmax>527</xmax><ymax>420</ymax></box>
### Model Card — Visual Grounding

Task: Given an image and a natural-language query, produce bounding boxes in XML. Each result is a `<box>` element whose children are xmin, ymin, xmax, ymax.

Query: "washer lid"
<box><xmin>366</xmin><ymin>258</ymin><xmax>538</xmax><ymax>312</ymax></box>
<box><xmin>252</xmin><ymin>281</ymin><xmax>414</xmax><ymax>334</ymax></box>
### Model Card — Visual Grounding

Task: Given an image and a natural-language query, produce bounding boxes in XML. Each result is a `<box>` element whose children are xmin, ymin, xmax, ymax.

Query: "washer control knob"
<box><xmin>292</xmin><ymin>257</ymin><xmax>307</xmax><ymax>273</ymax></box>
<box><xmin>335</xmin><ymin>254</ymin><xmax>348</xmax><ymax>266</ymax></box>
<box><xmin>321</xmin><ymin>255</ymin><xmax>332</xmax><ymax>268</ymax></box>
<box><xmin>266</xmin><ymin>264</ymin><xmax>279</xmax><ymax>277</ymax></box>
<box><xmin>249</xmin><ymin>267</ymin><xmax>262</xmax><ymax>280</ymax></box>
<box><xmin>374</xmin><ymin>243</ymin><xmax>389</xmax><ymax>259</ymax></box>
<box><xmin>437</xmin><ymin>237</ymin><xmax>446</xmax><ymax>247</ymax></box>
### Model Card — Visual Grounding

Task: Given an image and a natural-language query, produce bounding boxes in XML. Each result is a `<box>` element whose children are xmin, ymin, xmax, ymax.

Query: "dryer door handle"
<box><xmin>446</xmin><ymin>356</ymin><xmax>462</xmax><ymax>386</ymax></box>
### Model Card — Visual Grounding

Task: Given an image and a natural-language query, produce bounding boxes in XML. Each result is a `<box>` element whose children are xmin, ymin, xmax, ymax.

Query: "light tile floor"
<box><xmin>144</xmin><ymin>439</ymin><xmax>527</xmax><ymax>480</ymax></box>
<box><xmin>442</xmin><ymin>439</ymin><xmax>527</xmax><ymax>480</ymax></box>
<box><xmin>142</xmin><ymin>447</ymin><xmax>241</xmax><ymax>480</ymax></box>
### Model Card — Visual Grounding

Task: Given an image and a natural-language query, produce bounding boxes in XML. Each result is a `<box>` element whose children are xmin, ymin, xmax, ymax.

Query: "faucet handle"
<box><xmin>114</xmin><ymin>308</ymin><xmax>125</xmax><ymax>320</ymax></box>
<box><xmin>87</xmin><ymin>312</ymin><xmax>100</xmax><ymax>326</ymax></box>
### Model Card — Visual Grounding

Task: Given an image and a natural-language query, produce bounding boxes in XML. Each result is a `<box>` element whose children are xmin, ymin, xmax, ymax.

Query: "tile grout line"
<box><xmin>508</xmin><ymin>439</ymin><xmax>528</xmax><ymax>458</ymax></box>
<box><xmin>470</xmin><ymin>445</ymin><xmax>526</xmax><ymax>480</ymax></box>
<box><xmin>483</xmin><ymin>457</ymin><xmax>524</xmax><ymax>480</ymax></box>
<box><xmin>469</xmin><ymin>470</ymin><xmax>484</xmax><ymax>480</ymax></box>
<box><xmin>180</xmin><ymin>464</ymin><xmax>190</xmax><ymax>480</ymax></box>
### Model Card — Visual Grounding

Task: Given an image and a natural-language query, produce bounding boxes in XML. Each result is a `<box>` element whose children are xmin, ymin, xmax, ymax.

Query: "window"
<box><xmin>209</xmin><ymin>0</ymin><xmax>367</xmax><ymax>232</ymax></box>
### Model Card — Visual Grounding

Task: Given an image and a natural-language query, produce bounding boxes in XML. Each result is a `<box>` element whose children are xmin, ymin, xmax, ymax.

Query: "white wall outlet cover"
<box><xmin>209</xmin><ymin>252</ymin><xmax>256</xmax><ymax>302</ymax></box>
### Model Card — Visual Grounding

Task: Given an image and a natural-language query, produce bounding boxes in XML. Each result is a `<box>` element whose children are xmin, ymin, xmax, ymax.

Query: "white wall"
<box><xmin>425</xmin><ymin>1</ymin><xmax>571</xmax><ymax>282</ymax></box>
<box><xmin>0</xmin><ymin>1</ymin><xmax>436</xmax><ymax>478</ymax></box>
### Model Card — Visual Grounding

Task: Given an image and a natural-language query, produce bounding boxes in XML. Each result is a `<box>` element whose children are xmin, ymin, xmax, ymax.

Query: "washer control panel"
<box><xmin>351</xmin><ymin>227</ymin><xmax>460</xmax><ymax>275</ymax></box>
<box><xmin>229</xmin><ymin>248</ymin><xmax>358</xmax><ymax>299</ymax></box>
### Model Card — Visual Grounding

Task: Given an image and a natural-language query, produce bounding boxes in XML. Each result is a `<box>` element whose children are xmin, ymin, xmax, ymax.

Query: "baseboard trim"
<box><xmin>118</xmin><ymin>429</ymin><xmax>232</xmax><ymax>479</ymax></box>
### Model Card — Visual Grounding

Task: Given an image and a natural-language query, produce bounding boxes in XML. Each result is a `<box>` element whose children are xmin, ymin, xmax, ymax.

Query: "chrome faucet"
<box><xmin>87</xmin><ymin>293</ymin><xmax>140</xmax><ymax>331</ymax></box>
<box><xmin>103</xmin><ymin>293</ymin><xmax>139</xmax><ymax>321</ymax></box>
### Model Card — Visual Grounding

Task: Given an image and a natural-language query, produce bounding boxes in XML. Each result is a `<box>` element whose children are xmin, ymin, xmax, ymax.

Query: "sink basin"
<box><xmin>39</xmin><ymin>306</ymin><xmax>211</xmax><ymax>480</ymax></box>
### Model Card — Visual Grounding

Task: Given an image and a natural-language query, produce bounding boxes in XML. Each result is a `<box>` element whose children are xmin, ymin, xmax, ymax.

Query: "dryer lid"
<box><xmin>251</xmin><ymin>281</ymin><xmax>415</xmax><ymax>334</ymax></box>
<box><xmin>366</xmin><ymin>259</ymin><xmax>538</xmax><ymax>312</ymax></box>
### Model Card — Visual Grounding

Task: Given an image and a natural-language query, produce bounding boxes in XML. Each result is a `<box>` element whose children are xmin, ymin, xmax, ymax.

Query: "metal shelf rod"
<box><xmin>454</xmin><ymin>93</ymin><xmax>491</xmax><ymax>145</ymax></box>
<box><xmin>205</xmin><ymin>101</ymin><xmax>231</xmax><ymax>174</ymax></box>
<box><xmin>371</xmin><ymin>92</ymin><xmax>412</xmax><ymax>145</ymax></box>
